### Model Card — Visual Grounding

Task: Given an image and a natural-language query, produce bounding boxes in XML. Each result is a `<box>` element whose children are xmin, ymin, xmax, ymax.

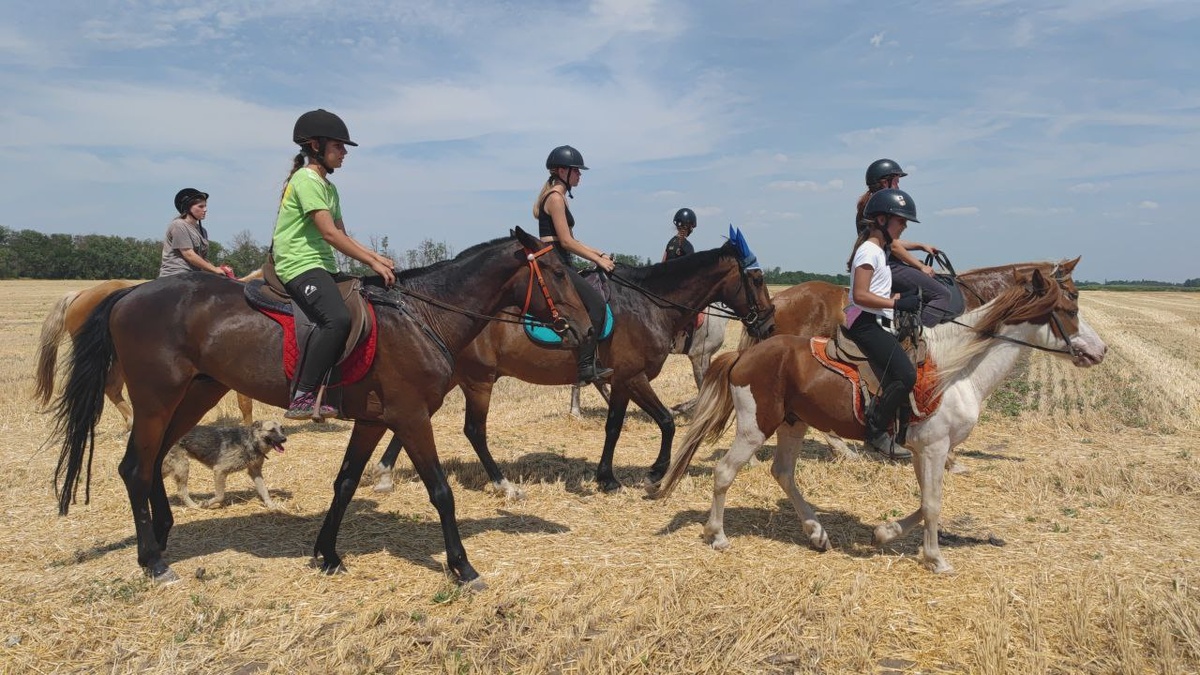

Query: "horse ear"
<box><xmin>1060</xmin><ymin>256</ymin><xmax>1081</xmax><ymax>273</ymax></box>
<box><xmin>511</xmin><ymin>226</ymin><xmax>533</xmax><ymax>249</ymax></box>
<box><xmin>1028</xmin><ymin>268</ymin><xmax>1050</xmax><ymax>294</ymax></box>
<box><xmin>727</xmin><ymin>224</ymin><xmax>736</xmax><ymax>243</ymax></box>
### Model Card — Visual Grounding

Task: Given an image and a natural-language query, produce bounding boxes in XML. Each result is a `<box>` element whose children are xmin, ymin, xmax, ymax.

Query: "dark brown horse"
<box><xmin>36</xmin><ymin>276</ymin><xmax>259</xmax><ymax>430</ymax></box>
<box><xmin>655</xmin><ymin>263</ymin><xmax>1108</xmax><ymax>573</ymax></box>
<box><xmin>52</xmin><ymin>228</ymin><xmax>592</xmax><ymax>586</ymax></box>
<box><xmin>748</xmin><ymin>259</ymin><xmax>1083</xmax><ymax>457</ymax></box>
<box><xmin>373</xmin><ymin>237</ymin><xmax>777</xmax><ymax>494</ymax></box>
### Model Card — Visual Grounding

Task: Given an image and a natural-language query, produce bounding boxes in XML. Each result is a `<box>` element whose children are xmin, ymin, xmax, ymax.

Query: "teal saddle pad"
<box><xmin>523</xmin><ymin>305</ymin><xmax>614</xmax><ymax>347</ymax></box>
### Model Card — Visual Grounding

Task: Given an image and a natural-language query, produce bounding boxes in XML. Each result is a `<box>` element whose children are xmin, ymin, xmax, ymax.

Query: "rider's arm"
<box><xmin>312</xmin><ymin>210</ymin><xmax>396</xmax><ymax>285</ymax></box>
<box><xmin>545</xmin><ymin>192</ymin><xmax>614</xmax><ymax>272</ymax></box>
<box><xmin>178</xmin><ymin>248</ymin><xmax>226</xmax><ymax>275</ymax></box>
<box><xmin>852</xmin><ymin>264</ymin><xmax>903</xmax><ymax>310</ymax></box>
<box><xmin>889</xmin><ymin>240</ymin><xmax>936</xmax><ymax>275</ymax></box>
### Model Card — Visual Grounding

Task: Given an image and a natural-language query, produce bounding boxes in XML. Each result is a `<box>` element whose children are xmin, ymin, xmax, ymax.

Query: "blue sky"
<box><xmin>3</xmin><ymin>0</ymin><xmax>1197</xmax><ymax>281</ymax></box>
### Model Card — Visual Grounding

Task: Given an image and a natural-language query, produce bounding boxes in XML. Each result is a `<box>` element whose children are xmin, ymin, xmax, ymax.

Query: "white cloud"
<box><xmin>766</xmin><ymin>179</ymin><xmax>843</xmax><ymax>192</ymax></box>
<box><xmin>1139</xmin><ymin>200</ymin><xmax>1159</xmax><ymax>209</ymax></box>
<box><xmin>935</xmin><ymin>207</ymin><xmax>980</xmax><ymax>217</ymax></box>
<box><xmin>870</xmin><ymin>32</ymin><xmax>885</xmax><ymax>47</ymax></box>
<box><xmin>1069</xmin><ymin>182</ymin><xmax>1104</xmax><ymax>194</ymax></box>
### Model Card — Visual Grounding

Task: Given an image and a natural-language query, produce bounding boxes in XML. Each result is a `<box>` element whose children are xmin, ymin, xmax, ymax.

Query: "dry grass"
<box><xmin>1</xmin><ymin>281</ymin><xmax>1199</xmax><ymax>673</ymax></box>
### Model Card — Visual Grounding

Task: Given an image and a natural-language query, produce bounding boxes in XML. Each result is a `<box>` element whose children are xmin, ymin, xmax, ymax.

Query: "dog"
<box><xmin>162</xmin><ymin>421</ymin><xmax>288</xmax><ymax>509</ymax></box>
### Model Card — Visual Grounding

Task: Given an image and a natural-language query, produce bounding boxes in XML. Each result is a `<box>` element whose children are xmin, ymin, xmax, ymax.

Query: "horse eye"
<box><xmin>553</xmin><ymin>269</ymin><xmax>566</xmax><ymax>279</ymax></box>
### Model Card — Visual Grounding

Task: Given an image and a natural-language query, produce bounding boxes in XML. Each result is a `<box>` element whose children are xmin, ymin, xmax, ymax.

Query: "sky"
<box><xmin>2</xmin><ymin>0</ymin><xmax>1198</xmax><ymax>282</ymax></box>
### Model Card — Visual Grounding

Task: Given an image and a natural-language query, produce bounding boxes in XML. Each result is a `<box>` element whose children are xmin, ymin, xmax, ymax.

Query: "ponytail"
<box><xmin>279</xmin><ymin>152</ymin><xmax>306</xmax><ymax>200</ymax></box>
<box><xmin>846</xmin><ymin>218</ymin><xmax>885</xmax><ymax>272</ymax></box>
<box><xmin>532</xmin><ymin>175</ymin><xmax>563</xmax><ymax>219</ymax></box>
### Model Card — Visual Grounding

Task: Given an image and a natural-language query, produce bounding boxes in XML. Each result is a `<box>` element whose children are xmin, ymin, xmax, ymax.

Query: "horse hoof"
<box><xmin>596</xmin><ymin>478</ymin><xmax>622</xmax><ymax>493</ymax></box>
<box><xmin>148</xmin><ymin>566</ymin><xmax>180</xmax><ymax>585</ymax></box>
<box><xmin>310</xmin><ymin>556</ymin><xmax>347</xmax><ymax>575</ymax></box>
<box><xmin>460</xmin><ymin>577</ymin><xmax>488</xmax><ymax>593</ymax></box>
<box><xmin>372</xmin><ymin>482</ymin><xmax>394</xmax><ymax>493</ymax></box>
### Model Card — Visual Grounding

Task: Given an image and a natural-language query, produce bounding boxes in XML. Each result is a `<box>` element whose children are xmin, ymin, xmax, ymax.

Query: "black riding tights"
<box><xmin>285</xmin><ymin>267</ymin><xmax>351</xmax><ymax>393</ymax></box>
<box><xmin>846</xmin><ymin>311</ymin><xmax>916</xmax><ymax>431</ymax></box>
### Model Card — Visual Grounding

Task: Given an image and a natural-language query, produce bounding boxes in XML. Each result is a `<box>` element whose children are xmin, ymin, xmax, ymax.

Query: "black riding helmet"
<box><xmin>546</xmin><ymin>145</ymin><xmax>588</xmax><ymax>170</ymax></box>
<box><xmin>293</xmin><ymin>109</ymin><xmax>358</xmax><ymax>147</ymax></box>
<box><xmin>865</xmin><ymin>158</ymin><xmax>907</xmax><ymax>187</ymax></box>
<box><xmin>864</xmin><ymin>188</ymin><xmax>919</xmax><ymax>223</ymax></box>
<box><xmin>673</xmin><ymin>207</ymin><xmax>697</xmax><ymax>228</ymax></box>
<box><xmin>174</xmin><ymin>188</ymin><xmax>209</xmax><ymax>216</ymax></box>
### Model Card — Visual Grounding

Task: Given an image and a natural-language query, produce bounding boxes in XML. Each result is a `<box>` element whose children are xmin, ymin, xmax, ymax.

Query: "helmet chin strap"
<box><xmin>307</xmin><ymin>139</ymin><xmax>335</xmax><ymax>174</ymax></box>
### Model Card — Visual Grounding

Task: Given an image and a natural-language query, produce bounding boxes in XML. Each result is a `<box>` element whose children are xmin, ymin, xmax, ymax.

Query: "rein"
<box><xmin>944</xmin><ymin>265</ymin><xmax>1080</xmax><ymax>357</ymax></box>
<box><xmin>607</xmin><ymin>262</ymin><xmax>772</xmax><ymax>331</ymax></box>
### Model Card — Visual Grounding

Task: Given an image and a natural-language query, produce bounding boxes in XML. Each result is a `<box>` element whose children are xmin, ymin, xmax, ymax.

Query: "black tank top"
<box><xmin>537</xmin><ymin>189</ymin><xmax>575</xmax><ymax>261</ymax></box>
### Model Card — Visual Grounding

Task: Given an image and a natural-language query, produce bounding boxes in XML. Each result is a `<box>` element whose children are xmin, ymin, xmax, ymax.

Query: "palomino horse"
<box><xmin>746</xmin><ymin>259</ymin><xmax>1085</xmax><ymax>459</ymax></box>
<box><xmin>36</xmin><ymin>274</ymin><xmax>260</xmax><ymax>430</ymax></box>
<box><xmin>371</xmin><ymin>237</ymin><xmax>776</xmax><ymax>495</ymax></box>
<box><xmin>52</xmin><ymin>228</ymin><xmax>592</xmax><ymax>586</ymax></box>
<box><xmin>568</xmin><ymin>310</ymin><xmax>730</xmax><ymax>418</ymax></box>
<box><xmin>654</xmin><ymin>264</ymin><xmax>1107</xmax><ymax>573</ymax></box>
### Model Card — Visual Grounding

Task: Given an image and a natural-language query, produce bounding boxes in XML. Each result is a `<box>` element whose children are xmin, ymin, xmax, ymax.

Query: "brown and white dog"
<box><xmin>162</xmin><ymin>421</ymin><xmax>287</xmax><ymax>509</ymax></box>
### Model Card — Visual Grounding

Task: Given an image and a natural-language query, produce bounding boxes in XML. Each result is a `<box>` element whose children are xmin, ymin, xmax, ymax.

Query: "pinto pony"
<box><xmin>654</xmin><ymin>265</ymin><xmax>1107</xmax><ymax>573</ymax></box>
<box><xmin>51</xmin><ymin>228</ymin><xmax>592</xmax><ymax>586</ymax></box>
<box><xmin>746</xmin><ymin>258</ymin><xmax>1087</xmax><ymax>458</ymax></box>
<box><xmin>372</xmin><ymin>235</ymin><xmax>775</xmax><ymax>495</ymax></box>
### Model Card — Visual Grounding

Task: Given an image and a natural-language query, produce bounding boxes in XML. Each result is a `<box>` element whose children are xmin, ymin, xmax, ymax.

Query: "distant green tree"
<box><xmin>219</xmin><ymin>230</ymin><xmax>270</xmax><ymax>277</ymax></box>
<box><xmin>403</xmin><ymin>238</ymin><xmax>454</xmax><ymax>270</ymax></box>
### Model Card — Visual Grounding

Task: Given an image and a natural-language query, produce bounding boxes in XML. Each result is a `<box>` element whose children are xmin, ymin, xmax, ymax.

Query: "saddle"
<box><xmin>525</xmin><ymin>266</ymin><xmax>614</xmax><ymax>347</ymax></box>
<box><xmin>244</xmin><ymin>256</ymin><xmax>377</xmax><ymax>389</ymax></box>
<box><xmin>811</xmin><ymin>326</ymin><xmax>942</xmax><ymax>425</ymax></box>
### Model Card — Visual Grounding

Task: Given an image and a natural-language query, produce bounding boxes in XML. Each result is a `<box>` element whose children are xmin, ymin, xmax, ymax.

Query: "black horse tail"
<box><xmin>52</xmin><ymin>287</ymin><xmax>133</xmax><ymax>516</ymax></box>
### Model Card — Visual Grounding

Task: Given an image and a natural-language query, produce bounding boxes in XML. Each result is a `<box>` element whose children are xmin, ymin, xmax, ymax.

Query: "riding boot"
<box><xmin>864</xmin><ymin>382</ymin><xmax>912</xmax><ymax>460</ymax></box>
<box><xmin>894</xmin><ymin>404</ymin><xmax>913</xmax><ymax>446</ymax></box>
<box><xmin>576</xmin><ymin>330</ymin><xmax>613</xmax><ymax>385</ymax></box>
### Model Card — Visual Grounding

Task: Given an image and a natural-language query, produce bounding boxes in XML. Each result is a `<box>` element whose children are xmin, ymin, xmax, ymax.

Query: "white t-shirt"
<box><xmin>848</xmin><ymin>240</ymin><xmax>892</xmax><ymax>321</ymax></box>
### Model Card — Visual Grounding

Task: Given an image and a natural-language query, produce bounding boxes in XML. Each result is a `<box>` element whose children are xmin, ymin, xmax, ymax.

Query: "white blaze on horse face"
<box><xmin>1069</xmin><ymin>315</ymin><xmax>1107</xmax><ymax>367</ymax></box>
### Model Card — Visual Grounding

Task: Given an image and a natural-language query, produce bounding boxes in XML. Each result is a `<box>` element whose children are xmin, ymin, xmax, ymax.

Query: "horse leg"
<box><xmin>569</xmin><ymin>384</ymin><xmax>583</xmax><ymax>419</ymax></box>
<box><xmin>237</xmin><ymin>393</ymin><xmax>254</xmax><ymax>426</ymax></box>
<box><xmin>399</xmin><ymin>418</ymin><xmax>482</xmax><ymax>587</ymax></box>
<box><xmin>105</xmin><ymin>362</ymin><xmax>134</xmax><ymax>433</ymax></box>
<box><xmin>371</xmin><ymin>434</ymin><xmax>404</xmax><ymax>493</ymax></box>
<box><xmin>819</xmin><ymin>430</ymin><xmax>862</xmax><ymax>461</ymax></box>
<box><xmin>595</xmin><ymin>386</ymin><xmax>632</xmax><ymax>492</ymax></box>
<box><xmin>461</xmin><ymin>380</ymin><xmax>523</xmax><ymax>499</ymax></box>
<box><xmin>623</xmin><ymin>374</ymin><xmax>675</xmax><ymax>485</ymax></box>
<box><xmin>152</xmin><ymin>380</ymin><xmax>231</xmax><ymax>546</ymax></box>
<box><xmin>312</xmin><ymin>421</ymin><xmax>388</xmax><ymax>574</ymax></box>
<box><xmin>874</xmin><ymin>439</ymin><xmax>955</xmax><ymax>573</ymax></box>
<box><xmin>771</xmin><ymin>422</ymin><xmax>831</xmax><ymax>551</ymax></box>
<box><xmin>703</xmin><ymin>385</ymin><xmax>768</xmax><ymax>550</ymax></box>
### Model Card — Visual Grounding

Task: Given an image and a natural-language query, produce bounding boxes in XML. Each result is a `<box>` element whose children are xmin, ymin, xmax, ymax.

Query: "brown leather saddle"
<box><xmin>811</xmin><ymin>326</ymin><xmax>939</xmax><ymax>425</ymax></box>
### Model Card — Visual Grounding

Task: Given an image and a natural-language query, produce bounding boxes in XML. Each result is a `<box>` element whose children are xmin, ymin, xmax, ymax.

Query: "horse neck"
<box><xmin>959</xmin><ymin>263</ymin><xmax>1051</xmax><ymax>307</ymax></box>
<box><xmin>926</xmin><ymin>312</ymin><xmax>1046</xmax><ymax>400</ymax></box>
<box><xmin>401</xmin><ymin>243</ymin><xmax>521</xmax><ymax>354</ymax></box>
<box><xmin>625</xmin><ymin>254</ymin><xmax>737</xmax><ymax>318</ymax></box>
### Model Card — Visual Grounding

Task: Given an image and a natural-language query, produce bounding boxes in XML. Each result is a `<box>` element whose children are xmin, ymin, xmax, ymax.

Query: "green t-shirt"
<box><xmin>272</xmin><ymin>167</ymin><xmax>342</xmax><ymax>283</ymax></box>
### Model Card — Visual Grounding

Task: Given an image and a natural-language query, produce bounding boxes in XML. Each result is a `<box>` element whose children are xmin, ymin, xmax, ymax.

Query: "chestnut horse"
<box><xmin>748</xmin><ymin>259</ymin><xmax>1084</xmax><ymax>458</ymax></box>
<box><xmin>35</xmin><ymin>274</ymin><xmax>259</xmax><ymax>430</ymax></box>
<box><xmin>654</xmin><ymin>263</ymin><xmax>1107</xmax><ymax>573</ymax></box>
<box><xmin>372</xmin><ymin>238</ymin><xmax>776</xmax><ymax>495</ymax></box>
<box><xmin>51</xmin><ymin>228</ymin><xmax>592</xmax><ymax>586</ymax></box>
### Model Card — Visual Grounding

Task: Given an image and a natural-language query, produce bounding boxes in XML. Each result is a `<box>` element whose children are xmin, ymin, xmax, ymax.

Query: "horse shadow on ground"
<box><xmin>386</xmin><ymin>451</ymin><xmax>668</xmax><ymax>496</ymax></box>
<box><xmin>656</xmin><ymin>502</ymin><xmax>1002</xmax><ymax>560</ymax></box>
<box><xmin>62</xmin><ymin>499</ymin><xmax>570</xmax><ymax>577</ymax></box>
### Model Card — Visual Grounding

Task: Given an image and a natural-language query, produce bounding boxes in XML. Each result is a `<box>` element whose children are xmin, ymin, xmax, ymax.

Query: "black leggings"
<box><xmin>568</xmin><ymin>269</ymin><xmax>607</xmax><ymax>338</ymax></box>
<box><xmin>285</xmin><ymin>267</ymin><xmax>352</xmax><ymax>392</ymax></box>
<box><xmin>846</xmin><ymin>311</ymin><xmax>916</xmax><ymax>427</ymax></box>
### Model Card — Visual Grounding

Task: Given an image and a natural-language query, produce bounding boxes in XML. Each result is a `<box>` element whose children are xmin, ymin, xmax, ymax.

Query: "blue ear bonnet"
<box><xmin>726</xmin><ymin>224</ymin><xmax>761</xmax><ymax>271</ymax></box>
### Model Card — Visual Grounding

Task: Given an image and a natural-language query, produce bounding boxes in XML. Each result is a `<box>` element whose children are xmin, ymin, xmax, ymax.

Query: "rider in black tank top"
<box><xmin>535</xmin><ymin>145</ymin><xmax>614</xmax><ymax>384</ymax></box>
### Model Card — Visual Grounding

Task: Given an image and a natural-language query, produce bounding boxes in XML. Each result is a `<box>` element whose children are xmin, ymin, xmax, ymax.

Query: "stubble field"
<box><xmin>1</xmin><ymin>281</ymin><xmax>1198</xmax><ymax>674</ymax></box>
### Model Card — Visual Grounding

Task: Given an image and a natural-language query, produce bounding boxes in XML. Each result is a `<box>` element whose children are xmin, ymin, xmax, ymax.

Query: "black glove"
<box><xmin>893</xmin><ymin>292</ymin><xmax>921</xmax><ymax>313</ymax></box>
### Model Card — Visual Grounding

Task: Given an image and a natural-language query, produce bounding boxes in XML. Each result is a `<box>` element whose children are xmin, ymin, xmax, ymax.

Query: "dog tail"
<box><xmin>52</xmin><ymin>287</ymin><xmax>133</xmax><ymax>516</ymax></box>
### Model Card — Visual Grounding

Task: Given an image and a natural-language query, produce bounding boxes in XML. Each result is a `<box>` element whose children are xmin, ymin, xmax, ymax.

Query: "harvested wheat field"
<box><xmin>2</xmin><ymin>281</ymin><xmax>1199</xmax><ymax>674</ymax></box>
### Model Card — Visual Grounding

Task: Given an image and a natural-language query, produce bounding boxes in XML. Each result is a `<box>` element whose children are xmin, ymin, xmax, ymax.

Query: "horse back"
<box><xmin>65</xmin><ymin>280</ymin><xmax>141</xmax><ymax>335</ymax></box>
<box><xmin>771</xmin><ymin>281</ymin><xmax>846</xmax><ymax>339</ymax></box>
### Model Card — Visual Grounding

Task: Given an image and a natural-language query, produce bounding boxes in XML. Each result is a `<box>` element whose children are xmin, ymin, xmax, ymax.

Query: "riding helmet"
<box><xmin>863</xmin><ymin>188</ymin><xmax>920</xmax><ymax>223</ymax></box>
<box><xmin>545</xmin><ymin>145</ymin><xmax>588</xmax><ymax>170</ymax></box>
<box><xmin>174</xmin><ymin>188</ymin><xmax>209</xmax><ymax>215</ymax></box>
<box><xmin>673</xmin><ymin>208</ymin><xmax>697</xmax><ymax>227</ymax></box>
<box><xmin>293</xmin><ymin>109</ymin><xmax>358</xmax><ymax>147</ymax></box>
<box><xmin>865</xmin><ymin>158</ymin><xmax>907</xmax><ymax>187</ymax></box>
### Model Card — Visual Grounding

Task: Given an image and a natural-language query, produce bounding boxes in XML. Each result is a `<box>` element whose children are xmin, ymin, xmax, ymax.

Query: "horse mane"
<box><xmin>614</xmin><ymin>241</ymin><xmax>739</xmax><ymax>289</ymax></box>
<box><xmin>925</xmin><ymin>276</ymin><xmax>1059</xmax><ymax>393</ymax></box>
<box><xmin>959</xmin><ymin>260</ymin><xmax>1056</xmax><ymax>278</ymax></box>
<box><xmin>393</xmin><ymin>236</ymin><xmax>512</xmax><ymax>285</ymax></box>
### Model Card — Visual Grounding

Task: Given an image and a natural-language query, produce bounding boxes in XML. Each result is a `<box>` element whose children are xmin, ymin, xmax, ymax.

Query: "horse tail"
<box><xmin>33</xmin><ymin>290</ymin><xmax>80</xmax><ymax>406</ymax></box>
<box><xmin>653</xmin><ymin>351</ymin><xmax>741</xmax><ymax>499</ymax></box>
<box><xmin>52</xmin><ymin>287</ymin><xmax>132</xmax><ymax>516</ymax></box>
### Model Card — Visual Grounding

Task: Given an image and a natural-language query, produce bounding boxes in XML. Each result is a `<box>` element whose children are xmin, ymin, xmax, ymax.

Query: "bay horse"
<box><xmin>568</xmin><ymin>310</ymin><xmax>730</xmax><ymax>418</ymax></box>
<box><xmin>371</xmin><ymin>237</ymin><xmax>776</xmax><ymax>495</ymax></box>
<box><xmin>35</xmin><ymin>274</ymin><xmax>260</xmax><ymax>430</ymax></box>
<box><xmin>654</xmin><ymin>264</ymin><xmax>1107</xmax><ymax>573</ymax></box>
<box><xmin>747</xmin><ymin>258</ymin><xmax>1085</xmax><ymax>459</ymax></box>
<box><xmin>52</xmin><ymin>228</ymin><xmax>592</xmax><ymax>586</ymax></box>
